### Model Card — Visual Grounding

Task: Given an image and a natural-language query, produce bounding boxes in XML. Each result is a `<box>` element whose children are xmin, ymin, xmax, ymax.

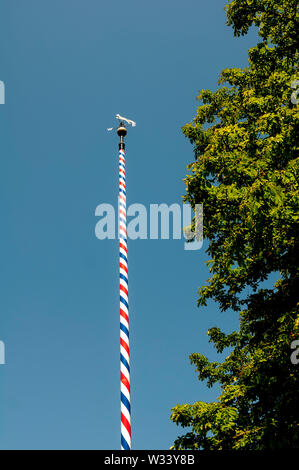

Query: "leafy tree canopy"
<box><xmin>170</xmin><ymin>0</ymin><xmax>299</xmax><ymax>450</ymax></box>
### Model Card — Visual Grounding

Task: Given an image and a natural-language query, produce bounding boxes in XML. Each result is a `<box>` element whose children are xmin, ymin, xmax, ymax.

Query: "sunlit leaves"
<box><xmin>171</xmin><ymin>0</ymin><xmax>298</xmax><ymax>450</ymax></box>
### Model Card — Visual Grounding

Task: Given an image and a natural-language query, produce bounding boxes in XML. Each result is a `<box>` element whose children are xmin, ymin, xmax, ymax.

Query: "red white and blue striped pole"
<box><xmin>117</xmin><ymin>122</ymin><xmax>131</xmax><ymax>450</ymax></box>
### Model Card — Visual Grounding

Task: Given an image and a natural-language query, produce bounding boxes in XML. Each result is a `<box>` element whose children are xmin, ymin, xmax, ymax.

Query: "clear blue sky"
<box><xmin>0</xmin><ymin>0</ymin><xmax>259</xmax><ymax>450</ymax></box>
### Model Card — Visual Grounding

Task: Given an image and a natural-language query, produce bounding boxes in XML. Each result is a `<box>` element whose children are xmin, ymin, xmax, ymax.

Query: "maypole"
<box><xmin>117</xmin><ymin>121</ymin><xmax>131</xmax><ymax>450</ymax></box>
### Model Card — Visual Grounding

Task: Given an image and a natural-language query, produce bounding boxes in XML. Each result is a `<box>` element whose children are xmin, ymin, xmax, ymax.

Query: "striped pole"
<box><xmin>118</xmin><ymin>123</ymin><xmax>131</xmax><ymax>450</ymax></box>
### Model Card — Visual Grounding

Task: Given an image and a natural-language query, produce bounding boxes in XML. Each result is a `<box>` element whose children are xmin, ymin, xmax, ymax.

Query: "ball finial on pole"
<box><xmin>117</xmin><ymin>122</ymin><xmax>127</xmax><ymax>151</ymax></box>
<box><xmin>117</xmin><ymin>121</ymin><xmax>127</xmax><ymax>138</ymax></box>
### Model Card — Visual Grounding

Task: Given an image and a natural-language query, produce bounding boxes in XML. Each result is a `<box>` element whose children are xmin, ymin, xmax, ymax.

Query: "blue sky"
<box><xmin>0</xmin><ymin>0</ymin><xmax>259</xmax><ymax>450</ymax></box>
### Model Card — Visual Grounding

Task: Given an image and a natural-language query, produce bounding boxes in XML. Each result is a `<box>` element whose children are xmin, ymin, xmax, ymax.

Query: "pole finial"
<box><xmin>117</xmin><ymin>122</ymin><xmax>127</xmax><ymax>150</ymax></box>
<box><xmin>117</xmin><ymin>121</ymin><xmax>127</xmax><ymax>138</ymax></box>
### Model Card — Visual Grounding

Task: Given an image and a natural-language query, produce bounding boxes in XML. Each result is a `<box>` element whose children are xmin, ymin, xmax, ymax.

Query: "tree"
<box><xmin>170</xmin><ymin>0</ymin><xmax>299</xmax><ymax>450</ymax></box>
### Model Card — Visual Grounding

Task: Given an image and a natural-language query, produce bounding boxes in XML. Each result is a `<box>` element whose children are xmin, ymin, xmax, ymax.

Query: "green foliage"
<box><xmin>170</xmin><ymin>0</ymin><xmax>299</xmax><ymax>450</ymax></box>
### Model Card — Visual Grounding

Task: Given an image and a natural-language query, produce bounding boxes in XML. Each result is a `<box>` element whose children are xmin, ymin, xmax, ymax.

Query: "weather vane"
<box><xmin>107</xmin><ymin>114</ymin><xmax>136</xmax><ymax>132</ymax></box>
